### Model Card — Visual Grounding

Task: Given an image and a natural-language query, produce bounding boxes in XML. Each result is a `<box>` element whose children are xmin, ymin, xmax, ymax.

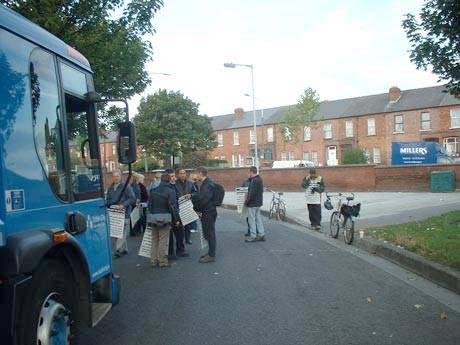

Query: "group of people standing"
<box><xmin>105</xmin><ymin>165</ymin><xmax>324</xmax><ymax>270</ymax></box>
<box><xmin>106</xmin><ymin>166</ymin><xmax>219</xmax><ymax>268</ymax></box>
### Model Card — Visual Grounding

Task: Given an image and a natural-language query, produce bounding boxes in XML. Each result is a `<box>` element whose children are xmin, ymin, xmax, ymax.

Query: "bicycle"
<box><xmin>325</xmin><ymin>192</ymin><xmax>360</xmax><ymax>244</ymax></box>
<box><xmin>267</xmin><ymin>188</ymin><xmax>287</xmax><ymax>221</ymax></box>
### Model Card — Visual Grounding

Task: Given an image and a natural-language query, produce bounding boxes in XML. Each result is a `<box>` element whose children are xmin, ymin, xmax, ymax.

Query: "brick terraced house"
<box><xmin>210</xmin><ymin>85</ymin><xmax>460</xmax><ymax>167</ymax></box>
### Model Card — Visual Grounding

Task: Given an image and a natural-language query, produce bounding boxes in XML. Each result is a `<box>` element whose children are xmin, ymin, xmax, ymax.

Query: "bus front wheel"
<box><xmin>17</xmin><ymin>258</ymin><xmax>78</xmax><ymax>345</ymax></box>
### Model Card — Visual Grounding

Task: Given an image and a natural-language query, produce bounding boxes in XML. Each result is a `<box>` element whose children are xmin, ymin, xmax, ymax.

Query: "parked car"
<box><xmin>272</xmin><ymin>160</ymin><xmax>316</xmax><ymax>169</ymax></box>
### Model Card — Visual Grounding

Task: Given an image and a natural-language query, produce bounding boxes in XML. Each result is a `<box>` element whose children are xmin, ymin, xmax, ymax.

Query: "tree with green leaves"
<box><xmin>403</xmin><ymin>0</ymin><xmax>460</xmax><ymax>97</ymax></box>
<box><xmin>342</xmin><ymin>148</ymin><xmax>368</xmax><ymax>165</ymax></box>
<box><xmin>134</xmin><ymin>89</ymin><xmax>216</xmax><ymax>164</ymax></box>
<box><xmin>2</xmin><ymin>0</ymin><xmax>163</xmax><ymax>128</ymax></box>
<box><xmin>282</xmin><ymin>87</ymin><xmax>320</xmax><ymax>143</ymax></box>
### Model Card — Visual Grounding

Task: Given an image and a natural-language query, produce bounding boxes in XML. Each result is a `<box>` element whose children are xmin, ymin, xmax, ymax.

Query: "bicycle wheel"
<box><xmin>278</xmin><ymin>201</ymin><xmax>287</xmax><ymax>221</ymax></box>
<box><xmin>329</xmin><ymin>211</ymin><xmax>340</xmax><ymax>238</ymax></box>
<box><xmin>269</xmin><ymin>201</ymin><xmax>275</xmax><ymax>219</ymax></box>
<box><xmin>343</xmin><ymin>216</ymin><xmax>355</xmax><ymax>244</ymax></box>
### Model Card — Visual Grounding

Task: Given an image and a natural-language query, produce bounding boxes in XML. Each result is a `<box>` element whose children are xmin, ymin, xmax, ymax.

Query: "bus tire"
<box><xmin>17</xmin><ymin>258</ymin><xmax>79</xmax><ymax>345</ymax></box>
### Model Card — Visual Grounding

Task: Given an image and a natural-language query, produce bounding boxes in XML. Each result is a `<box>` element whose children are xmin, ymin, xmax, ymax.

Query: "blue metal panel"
<box><xmin>1</xmin><ymin>29</ymin><xmax>112</xmax><ymax>283</ymax></box>
<box><xmin>391</xmin><ymin>142</ymin><xmax>437</xmax><ymax>165</ymax></box>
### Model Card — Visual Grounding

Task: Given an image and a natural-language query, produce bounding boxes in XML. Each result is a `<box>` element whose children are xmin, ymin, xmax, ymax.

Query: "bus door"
<box><xmin>58</xmin><ymin>60</ymin><xmax>112</xmax><ymax>282</ymax></box>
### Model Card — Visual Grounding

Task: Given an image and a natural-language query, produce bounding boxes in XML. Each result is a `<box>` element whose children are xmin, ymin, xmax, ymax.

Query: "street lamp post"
<box><xmin>244</xmin><ymin>93</ymin><xmax>264</xmax><ymax>159</ymax></box>
<box><xmin>224</xmin><ymin>62</ymin><xmax>259</xmax><ymax>169</ymax></box>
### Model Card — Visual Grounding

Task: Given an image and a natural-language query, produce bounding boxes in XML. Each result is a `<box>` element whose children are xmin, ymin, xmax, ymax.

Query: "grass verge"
<box><xmin>366</xmin><ymin>210</ymin><xmax>460</xmax><ymax>269</ymax></box>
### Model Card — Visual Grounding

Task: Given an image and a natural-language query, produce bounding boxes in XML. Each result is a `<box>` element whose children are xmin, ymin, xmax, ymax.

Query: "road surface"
<box><xmin>79</xmin><ymin>209</ymin><xmax>460</xmax><ymax>345</ymax></box>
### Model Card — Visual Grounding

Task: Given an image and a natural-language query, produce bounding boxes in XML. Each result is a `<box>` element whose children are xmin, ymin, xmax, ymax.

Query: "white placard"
<box><xmin>138</xmin><ymin>227</ymin><xmax>152</xmax><ymax>258</ymax></box>
<box><xmin>197</xmin><ymin>220</ymin><xmax>207</xmax><ymax>250</ymax></box>
<box><xmin>130</xmin><ymin>206</ymin><xmax>140</xmax><ymax>226</ymax></box>
<box><xmin>178</xmin><ymin>196</ymin><xmax>199</xmax><ymax>226</ymax></box>
<box><xmin>108</xmin><ymin>207</ymin><xmax>125</xmax><ymax>239</ymax></box>
<box><xmin>235</xmin><ymin>187</ymin><xmax>248</xmax><ymax>214</ymax></box>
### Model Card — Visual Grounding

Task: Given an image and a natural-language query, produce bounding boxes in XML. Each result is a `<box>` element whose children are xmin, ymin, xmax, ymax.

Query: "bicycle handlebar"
<box><xmin>326</xmin><ymin>192</ymin><xmax>355</xmax><ymax>199</ymax></box>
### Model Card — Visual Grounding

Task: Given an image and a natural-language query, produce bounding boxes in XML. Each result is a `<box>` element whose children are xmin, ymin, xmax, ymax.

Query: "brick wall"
<box><xmin>375</xmin><ymin>164</ymin><xmax>460</xmax><ymax>191</ymax></box>
<box><xmin>114</xmin><ymin>164</ymin><xmax>460</xmax><ymax>192</ymax></box>
<box><xmin>205</xmin><ymin>164</ymin><xmax>459</xmax><ymax>192</ymax></box>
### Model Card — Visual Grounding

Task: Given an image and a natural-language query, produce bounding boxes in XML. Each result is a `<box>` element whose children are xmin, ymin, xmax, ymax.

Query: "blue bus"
<box><xmin>0</xmin><ymin>4</ymin><xmax>136</xmax><ymax>344</ymax></box>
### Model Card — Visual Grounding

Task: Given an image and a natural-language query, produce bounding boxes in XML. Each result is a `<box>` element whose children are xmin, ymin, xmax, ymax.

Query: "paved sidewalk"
<box><xmin>223</xmin><ymin>191</ymin><xmax>460</xmax><ymax>229</ymax></box>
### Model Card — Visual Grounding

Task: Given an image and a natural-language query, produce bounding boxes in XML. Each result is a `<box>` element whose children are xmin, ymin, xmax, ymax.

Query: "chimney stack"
<box><xmin>234</xmin><ymin>107</ymin><xmax>245</xmax><ymax>119</ymax></box>
<box><xmin>389</xmin><ymin>86</ymin><xmax>401</xmax><ymax>102</ymax></box>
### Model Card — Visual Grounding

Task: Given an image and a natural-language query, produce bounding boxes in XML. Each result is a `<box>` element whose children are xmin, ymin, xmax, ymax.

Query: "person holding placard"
<box><xmin>106</xmin><ymin>169</ymin><xmax>136</xmax><ymax>258</ymax></box>
<box><xmin>192</xmin><ymin>167</ymin><xmax>218</xmax><ymax>263</ymax></box>
<box><xmin>302</xmin><ymin>168</ymin><xmax>325</xmax><ymax>230</ymax></box>
<box><xmin>148</xmin><ymin>173</ymin><xmax>180</xmax><ymax>268</ymax></box>
<box><xmin>176</xmin><ymin>168</ymin><xmax>195</xmax><ymax>245</ymax></box>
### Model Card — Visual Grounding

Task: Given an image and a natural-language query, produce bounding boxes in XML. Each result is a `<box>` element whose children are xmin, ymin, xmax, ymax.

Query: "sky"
<box><xmin>127</xmin><ymin>0</ymin><xmax>440</xmax><ymax>118</ymax></box>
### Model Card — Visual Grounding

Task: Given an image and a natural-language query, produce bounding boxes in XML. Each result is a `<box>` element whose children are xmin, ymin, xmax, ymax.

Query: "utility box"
<box><xmin>430</xmin><ymin>171</ymin><xmax>456</xmax><ymax>192</ymax></box>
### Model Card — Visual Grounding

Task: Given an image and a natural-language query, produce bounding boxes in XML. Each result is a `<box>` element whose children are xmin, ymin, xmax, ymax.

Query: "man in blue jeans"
<box><xmin>245</xmin><ymin>166</ymin><xmax>266</xmax><ymax>242</ymax></box>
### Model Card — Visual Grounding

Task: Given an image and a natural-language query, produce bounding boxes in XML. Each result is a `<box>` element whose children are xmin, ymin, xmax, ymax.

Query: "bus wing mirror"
<box><xmin>117</xmin><ymin>121</ymin><xmax>137</xmax><ymax>164</ymax></box>
<box><xmin>85</xmin><ymin>91</ymin><xmax>102</xmax><ymax>103</ymax></box>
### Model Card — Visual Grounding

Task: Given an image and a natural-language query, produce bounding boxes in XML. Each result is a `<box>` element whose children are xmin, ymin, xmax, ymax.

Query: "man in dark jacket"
<box><xmin>148</xmin><ymin>173</ymin><xmax>180</xmax><ymax>268</ymax></box>
<box><xmin>166</xmin><ymin>169</ymin><xmax>189</xmax><ymax>258</ymax></box>
<box><xmin>176</xmin><ymin>168</ymin><xmax>195</xmax><ymax>244</ymax></box>
<box><xmin>245</xmin><ymin>166</ymin><xmax>265</xmax><ymax>242</ymax></box>
<box><xmin>106</xmin><ymin>169</ymin><xmax>136</xmax><ymax>257</ymax></box>
<box><xmin>192</xmin><ymin>167</ymin><xmax>217</xmax><ymax>263</ymax></box>
<box><xmin>242</xmin><ymin>178</ymin><xmax>251</xmax><ymax>237</ymax></box>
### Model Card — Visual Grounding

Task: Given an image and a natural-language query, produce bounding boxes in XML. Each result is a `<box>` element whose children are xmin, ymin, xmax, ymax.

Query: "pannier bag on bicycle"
<box><xmin>324</xmin><ymin>198</ymin><xmax>334</xmax><ymax>210</ymax></box>
<box><xmin>340</xmin><ymin>203</ymin><xmax>361</xmax><ymax>217</ymax></box>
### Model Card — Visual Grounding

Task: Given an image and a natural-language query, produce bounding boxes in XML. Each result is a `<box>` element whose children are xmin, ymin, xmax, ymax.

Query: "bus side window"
<box><xmin>64</xmin><ymin>93</ymin><xmax>102</xmax><ymax>201</ymax></box>
<box><xmin>30</xmin><ymin>49</ymin><xmax>68</xmax><ymax>201</ymax></box>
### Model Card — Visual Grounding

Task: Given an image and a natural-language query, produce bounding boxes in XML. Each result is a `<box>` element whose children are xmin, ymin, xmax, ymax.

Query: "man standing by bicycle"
<box><xmin>302</xmin><ymin>168</ymin><xmax>325</xmax><ymax>230</ymax></box>
<box><xmin>245</xmin><ymin>166</ymin><xmax>266</xmax><ymax>242</ymax></box>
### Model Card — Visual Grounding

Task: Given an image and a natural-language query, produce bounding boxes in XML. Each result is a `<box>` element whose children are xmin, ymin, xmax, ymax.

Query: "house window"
<box><xmin>233</xmin><ymin>131</ymin><xmax>239</xmax><ymax>145</ymax></box>
<box><xmin>302</xmin><ymin>152</ymin><xmax>309</xmax><ymax>161</ymax></box>
<box><xmin>304</xmin><ymin>126</ymin><xmax>312</xmax><ymax>141</ymax></box>
<box><xmin>101</xmin><ymin>145</ymin><xmax>105</xmax><ymax>156</ymax></box>
<box><xmin>249</xmin><ymin>129</ymin><xmax>256</xmax><ymax>144</ymax></box>
<box><xmin>373</xmin><ymin>147</ymin><xmax>381</xmax><ymax>164</ymax></box>
<box><xmin>238</xmin><ymin>154</ymin><xmax>245</xmax><ymax>167</ymax></box>
<box><xmin>112</xmin><ymin>144</ymin><xmax>117</xmax><ymax>155</ymax></box>
<box><xmin>367</xmin><ymin>118</ymin><xmax>376</xmax><ymax>136</ymax></box>
<box><xmin>394</xmin><ymin>115</ymin><xmax>404</xmax><ymax>133</ymax></box>
<box><xmin>289</xmin><ymin>151</ymin><xmax>295</xmax><ymax>160</ymax></box>
<box><xmin>443</xmin><ymin>137</ymin><xmax>459</xmax><ymax>155</ymax></box>
<box><xmin>345</xmin><ymin>121</ymin><xmax>353</xmax><ymax>138</ymax></box>
<box><xmin>451</xmin><ymin>109</ymin><xmax>460</xmax><ymax>128</ymax></box>
<box><xmin>264</xmin><ymin>148</ymin><xmax>273</xmax><ymax>160</ymax></box>
<box><xmin>324</xmin><ymin>124</ymin><xmax>332</xmax><ymax>139</ymax></box>
<box><xmin>217</xmin><ymin>133</ymin><xmax>224</xmax><ymax>147</ymax></box>
<box><xmin>311</xmin><ymin>151</ymin><xmax>318</xmax><ymax>165</ymax></box>
<box><xmin>220</xmin><ymin>156</ymin><xmax>226</xmax><ymax>161</ymax></box>
<box><xmin>280</xmin><ymin>151</ymin><xmax>287</xmax><ymax>161</ymax></box>
<box><xmin>421</xmin><ymin>112</ymin><xmax>431</xmax><ymax>131</ymax></box>
<box><xmin>267</xmin><ymin>127</ymin><xmax>274</xmax><ymax>142</ymax></box>
<box><xmin>232</xmin><ymin>154</ymin><xmax>238</xmax><ymax>167</ymax></box>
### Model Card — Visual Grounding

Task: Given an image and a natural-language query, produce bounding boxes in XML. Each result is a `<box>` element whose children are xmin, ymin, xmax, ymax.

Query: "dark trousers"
<box><xmin>201</xmin><ymin>211</ymin><xmax>217</xmax><ymax>257</ymax></box>
<box><xmin>168</xmin><ymin>229</ymin><xmax>175</xmax><ymax>256</ymax></box>
<box><xmin>184</xmin><ymin>223</ymin><xmax>193</xmax><ymax>242</ymax></box>
<box><xmin>174</xmin><ymin>224</ymin><xmax>186</xmax><ymax>254</ymax></box>
<box><xmin>307</xmin><ymin>204</ymin><xmax>322</xmax><ymax>226</ymax></box>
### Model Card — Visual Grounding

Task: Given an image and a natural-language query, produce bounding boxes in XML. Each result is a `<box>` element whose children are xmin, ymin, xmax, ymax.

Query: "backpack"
<box><xmin>212</xmin><ymin>183</ymin><xmax>225</xmax><ymax>206</ymax></box>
